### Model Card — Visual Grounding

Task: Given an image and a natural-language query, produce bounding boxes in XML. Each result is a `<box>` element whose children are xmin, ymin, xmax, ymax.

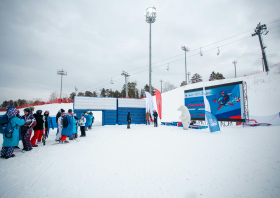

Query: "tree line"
<box><xmin>1</xmin><ymin>71</ymin><xmax>225</xmax><ymax>108</ymax></box>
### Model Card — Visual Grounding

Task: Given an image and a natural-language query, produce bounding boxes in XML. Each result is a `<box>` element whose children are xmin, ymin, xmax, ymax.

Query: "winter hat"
<box><xmin>68</xmin><ymin>109</ymin><xmax>72</xmax><ymax>113</ymax></box>
<box><xmin>81</xmin><ymin>113</ymin><xmax>84</xmax><ymax>116</ymax></box>
<box><xmin>60</xmin><ymin>109</ymin><xmax>65</xmax><ymax>113</ymax></box>
<box><xmin>24</xmin><ymin>108</ymin><xmax>31</xmax><ymax>113</ymax></box>
<box><xmin>7</xmin><ymin>108</ymin><xmax>18</xmax><ymax>117</ymax></box>
<box><xmin>36</xmin><ymin>110</ymin><xmax>42</xmax><ymax>114</ymax></box>
<box><xmin>87</xmin><ymin>111</ymin><xmax>90</xmax><ymax>113</ymax></box>
<box><xmin>30</xmin><ymin>106</ymin><xmax>35</xmax><ymax>110</ymax></box>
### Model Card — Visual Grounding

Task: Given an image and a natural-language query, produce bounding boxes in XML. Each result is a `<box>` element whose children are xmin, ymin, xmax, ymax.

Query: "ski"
<box><xmin>42</xmin><ymin>116</ymin><xmax>46</xmax><ymax>145</ymax></box>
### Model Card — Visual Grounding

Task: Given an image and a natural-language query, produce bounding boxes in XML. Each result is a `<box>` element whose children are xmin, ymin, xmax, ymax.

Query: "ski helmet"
<box><xmin>30</xmin><ymin>106</ymin><xmax>35</xmax><ymax>110</ymax></box>
<box><xmin>36</xmin><ymin>110</ymin><xmax>42</xmax><ymax>114</ymax></box>
<box><xmin>24</xmin><ymin>108</ymin><xmax>31</xmax><ymax>113</ymax></box>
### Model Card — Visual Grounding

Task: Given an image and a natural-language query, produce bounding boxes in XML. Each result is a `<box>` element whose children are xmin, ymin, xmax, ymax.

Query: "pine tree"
<box><xmin>100</xmin><ymin>88</ymin><xmax>106</xmax><ymax>97</ymax></box>
<box><xmin>191</xmin><ymin>73</ymin><xmax>202</xmax><ymax>84</ymax></box>
<box><xmin>69</xmin><ymin>92</ymin><xmax>76</xmax><ymax>99</ymax></box>
<box><xmin>85</xmin><ymin>91</ymin><xmax>93</xmax><ymax>97</ymax></box>
<box><xmin>93</xmin><ymin>91</ymin><xmax>98</xmax><ymax>97</ymax></box>
<box><xmin>209</xmin><ymin>71</ymin><xmax>225</xmax><ymax>81</ymax></box>
<box><xmin>143</xmin><ymin>84</ymin><xmax>155</xmax><ymax>95</ymax></box>
<box><xmin>77</xmin><ymin>92</ymin><xmax>85</xmax><ymax>96</ymax></box>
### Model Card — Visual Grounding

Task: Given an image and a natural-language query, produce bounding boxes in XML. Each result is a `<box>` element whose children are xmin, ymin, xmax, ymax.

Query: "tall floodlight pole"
<box><xmin>121</xmin><ymin>71</ymin><xmax>130</xmax><ymax>98</ymax></box>
<box><xmin>159</xmin><ymin>79</ymin><xmax>163</xmax><ymax>93</ymax></box>
<box><xmin>232</xmin><ymin>60</ymin><xmax>237</xmax><ymax>78</ymax></box>
<box><xmin>57</xmin><ymin>69</ymin><xmax>67</xmax><ymax>104</ymax></box>
<box><xmin>252</xmin><ymin>22</ymin><xmax>269</xmax><ymax>72</ymax></box>
<box><xmin>145</xmin><ymin>6</ymin><xmax>156</xmax><ymax>93</ymax></box>
<box><xmin>181</xmin><ymin>46</ymin><xmax>190</xmax><ymax>85</ymax></box>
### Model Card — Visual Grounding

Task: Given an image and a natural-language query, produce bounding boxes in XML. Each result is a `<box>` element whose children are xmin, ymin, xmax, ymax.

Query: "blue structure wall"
<box><xmin>118</xmin><ymin>107</ymin><xmax>146</xmax><ymax>125</ymax></box>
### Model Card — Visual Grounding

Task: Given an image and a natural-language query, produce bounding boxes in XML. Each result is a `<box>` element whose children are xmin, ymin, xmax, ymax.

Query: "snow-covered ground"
<box><xmin>0</xmin><ymin>66</ymin><xmax>280</xmax><ymax>198</ymax></box>
<box><xmin>0</xmin><ymin>124</ymin><xmax>280</xmax><ymax>198</ymax></box>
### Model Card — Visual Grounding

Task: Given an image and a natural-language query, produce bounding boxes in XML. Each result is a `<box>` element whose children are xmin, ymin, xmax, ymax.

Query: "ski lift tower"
<box><xmin>145</xmin><ymin>6</ymin><xmax>157</xmax><ymax>94</ymax></box>
<box><xmin>181</xmin><ymin>46</ymin><xmax>190</xmax><ymax>85</ymax></box>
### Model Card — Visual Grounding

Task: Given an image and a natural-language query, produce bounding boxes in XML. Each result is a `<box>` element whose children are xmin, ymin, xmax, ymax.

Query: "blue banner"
<box><xmin>205</xmin><ymin>111</ymin><xmax>220</xmax><ymax>132</ymax></box>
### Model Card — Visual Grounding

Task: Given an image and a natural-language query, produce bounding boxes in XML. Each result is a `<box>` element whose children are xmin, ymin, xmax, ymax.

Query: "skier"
<box><xmin>79</xmin><ymin>114</ymin><xmax>86</xmax><ymax>137</ymax></box>
<box><xmin>84</xmin><ymin>111</ymin><xmax>89</xmax><ymax>131</ymax></box>
<box><xmin>56</xmin><ymin>109</ymin><xmax>64</xmax><ymax>135</ymax></box>
<box><xmin>1</xmin><ymin>108</ymin><xmax>25</xmax><ymax>159</ymax></box>
<box><xmin>145</xmin><ymin>111</ymin><xmax>150</xmax><ymax>125</ymax></box>
<box><xmin>127</xmin><ymin>112</ymin><xmax>132</xmax><ymax>129</ymax></box>
<box><xmin>88</xmin><ymin>111</ymin><xmax>93</xmax><ymax>130</ymax></box>
<box><xmin>21</xmin><ymin>108</ymin><xmax>36</xmax><ymax>151</ymax></box>
<box><xmin>43</xmin><ymin>110</ymin><xmax>54</xmax><ymax>138</ymax></box>
<box><xmin>60</xmin><ymin>109</ymin><xmax>73</xmax><ymax>143</ymax></box>
<box><xmin>56</xmin><ymin>112</ymin><xmax>64</xmax><ymax>141</ymax></box>
<box><xmin>153</xmin><ymin>110</ymin><xmax>158</xmax><ymax>127</ymax></box>
<box><xmin>31</xmin><ymin>110</ymin><xmax>44</xmax><ymax>147</ymax></box>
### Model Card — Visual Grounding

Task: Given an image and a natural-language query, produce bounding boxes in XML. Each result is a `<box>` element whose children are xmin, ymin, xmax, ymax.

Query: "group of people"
<box><xmin>0</xmin><ymin>106</ymin><xmax>95</xmax><ymax>159</ymax></box>
<box><xmin>54</xmin><ymin>109</ymin><xmax>94</xmax><ymax>142</ymax></box>
<box><xmin>126</xmin><ymin>110</ymin><xmax>158</xmax><ymax>129</ymax></box>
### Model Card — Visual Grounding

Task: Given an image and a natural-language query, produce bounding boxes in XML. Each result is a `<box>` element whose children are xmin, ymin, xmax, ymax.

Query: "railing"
<box><xmin>0</xmin><ymin>99</ymin><xmax>73</xmax><ymax>112</ymax></box>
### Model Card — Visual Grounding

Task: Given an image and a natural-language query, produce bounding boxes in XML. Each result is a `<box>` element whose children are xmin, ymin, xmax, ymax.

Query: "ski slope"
<box><xmin>0</xmin><ymin>66</ymin><xmax>280</xmax><ymax>198</ymax></box>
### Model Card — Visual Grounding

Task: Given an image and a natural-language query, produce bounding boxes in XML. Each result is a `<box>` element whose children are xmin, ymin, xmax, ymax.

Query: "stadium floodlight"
<box><xmin>57</xmin><ymin>69</ymin><xmax>67</xmax><ymax>104</ymax></box>
<box><xmin>145</xmin><ymin>6</ymin><xmax>157</xmax><ymax>94</ymax></box>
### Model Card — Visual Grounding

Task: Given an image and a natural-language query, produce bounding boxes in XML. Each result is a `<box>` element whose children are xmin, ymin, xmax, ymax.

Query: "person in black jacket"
<box><xmin>127</xmin><ymin>112</ymin><xmax>132</xmax><ymax>129</ymax></box>
<box><xmin>31</xmin><ymin>110</ymin><xmax>44</xmax><ymax>147</ymax></box>
<box><xmin>153</xmin><ymin>110</ymin><xmax>158</xmax><ymax>127</ymax></box>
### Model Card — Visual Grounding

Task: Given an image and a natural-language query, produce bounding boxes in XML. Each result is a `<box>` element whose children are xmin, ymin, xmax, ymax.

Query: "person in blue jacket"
<box><xmin>1</xmin><ymin>108</ymin><xmax>25</xmax><ymax>159</ymax></box>
<box><xmin>60</xmin><ymin>109</ymin><xmax>73</xmax><ymax>143</ymax></box>
<box><xmin>71</xmin><ymin>113</ymin><xmax>78</xmax><ymax>139</ymax></box>
<box><xmin>84</xmin><ymin>112</ymin><xmax>89</xmax><ymax>131</ymax></box>
<box><xmin>88</xmin><ymin>111</ymin><xmax>93</xmax><ymax>130</ymax></box>
<box><xmin>43</xmin><ymin>110</ymin><xmax>54</xmax><ymax>138</ymax></box>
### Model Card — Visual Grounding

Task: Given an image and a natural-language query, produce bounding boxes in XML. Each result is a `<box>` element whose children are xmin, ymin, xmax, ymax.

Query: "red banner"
<box><xmin>155</xmin><ymin>89</ymin><xmax>162</xmax><ymax>119</ymax></box>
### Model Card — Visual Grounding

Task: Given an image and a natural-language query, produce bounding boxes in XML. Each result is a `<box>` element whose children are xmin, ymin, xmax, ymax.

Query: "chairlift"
<box><xmin>167</xmin><ymin>63</ymin><xmax>170</xmax><ymax>71</ymax></box>
<box><xmin>200</xmin><ymin>48</ymin><xmax>203</xmax><ymax>56</ymax></box>
<box><xmin>110</xmin><ymin>78</ymin><xmax>114</xmax><ymax>84</ymax></box>
<box><xmin>217</xmin><ymin>47</ymin><xmax>220</xmax><ymax>55</ymax></box>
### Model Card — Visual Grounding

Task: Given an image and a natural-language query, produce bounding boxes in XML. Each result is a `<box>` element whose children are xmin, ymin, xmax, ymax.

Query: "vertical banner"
<box><xmin>203</xmin><ymin>80</ymin><xmax>220</xmax><ymax>133</ymax></box>
<box><xmin>145</xmin><ymin>92</ymin><xmax>155</xmax><ymax>121</ymax></box>
<box><xmin>155</xmin><ymin>89</ymin><xmax>162</xmax><ymax>119</ymax></box>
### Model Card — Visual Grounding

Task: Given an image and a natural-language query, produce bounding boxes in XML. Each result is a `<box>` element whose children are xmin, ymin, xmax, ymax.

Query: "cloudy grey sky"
<box><xmin>0</xmin><ymin>0</ymin><xmax>279</xmax><ymax>103</ymax></box>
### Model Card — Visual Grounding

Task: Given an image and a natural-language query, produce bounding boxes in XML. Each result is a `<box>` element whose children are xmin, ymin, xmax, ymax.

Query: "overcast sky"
<box><xmin>0</xmin><ymin>0</ymin><xmax>279</xmax><ymax>104</ymax></box>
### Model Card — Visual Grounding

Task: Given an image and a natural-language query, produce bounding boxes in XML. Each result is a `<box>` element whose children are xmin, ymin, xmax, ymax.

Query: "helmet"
<box><xmin>36</xmin><ymin>110</ymin><xmax>42</xmax><ymax>114</ymax></box>
<box><xmin>45</xmin><ymin>110</ymin><xmax>49</xmax><ymax>114</ymax></box>
<box><xmin>87</xmin><ymin>111</ymin><xmax>90</xmax><ymax>113</ymax></box>
<box><xmin>24</xmin><ymin>108</ymin><xmax>31</xmax><ymax>113</ymax></box>
<box><xmin>30</xmin><ymin>106</ymin><xmax>35</xmax><ymax>110</ymax></box>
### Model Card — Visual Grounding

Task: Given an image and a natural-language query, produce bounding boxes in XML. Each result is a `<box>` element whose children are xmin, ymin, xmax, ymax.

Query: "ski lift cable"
<box><xmin>81</xmin><ymin>25</ymin><xmax>280</xmax><ymax>91</ymax></box>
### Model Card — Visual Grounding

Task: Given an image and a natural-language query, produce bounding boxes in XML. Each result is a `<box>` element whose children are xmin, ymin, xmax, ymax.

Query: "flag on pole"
<box><xmin>203</xmin><ymin>80</ymin><xmax>220</xmax><ymax>132</ymax></box>
<box><xmin>145</xmin><ymin>91</ymin><xmax>155</xmax><ymax>121</ymax></box>
<box><xmin>155</xmin><ymin>89</ymin><xmax>162</xmax><ymax>119</ymax></box>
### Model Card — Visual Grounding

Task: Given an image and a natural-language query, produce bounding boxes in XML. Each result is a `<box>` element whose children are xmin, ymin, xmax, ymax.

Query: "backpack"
<box><xmin>0</xmin><ymin>115</ymin><xmax>16</xmax><ymax>138</ymax></box>
<box><xmin>62</xmin><ymin>115</ymin><xmax>69</xmax><ymax>128</ymax></box>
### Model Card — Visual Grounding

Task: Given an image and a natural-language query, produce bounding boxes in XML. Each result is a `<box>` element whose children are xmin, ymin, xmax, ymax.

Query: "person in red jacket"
<box><xmin>31</xmin><ymin>110</ymin><xmax>44</xmax><ymax>147</ymax></box>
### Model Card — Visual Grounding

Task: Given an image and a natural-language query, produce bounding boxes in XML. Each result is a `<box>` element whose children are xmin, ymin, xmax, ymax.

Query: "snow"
<box><xmin>0</xmin><ymin>66</ymin><xmax>280</xmax><ymax>198</ymax></box>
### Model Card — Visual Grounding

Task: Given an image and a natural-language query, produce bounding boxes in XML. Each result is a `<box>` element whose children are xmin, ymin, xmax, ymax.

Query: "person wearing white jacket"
<box><xmin>56</xmin><ymin>112</ymin><xmax>65</xmax><ymax>141</ymax></box>
<box><xmin>79</xmin><ymin>114</ymin><xmax>86</xmax><ymax>137</ymax></box>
